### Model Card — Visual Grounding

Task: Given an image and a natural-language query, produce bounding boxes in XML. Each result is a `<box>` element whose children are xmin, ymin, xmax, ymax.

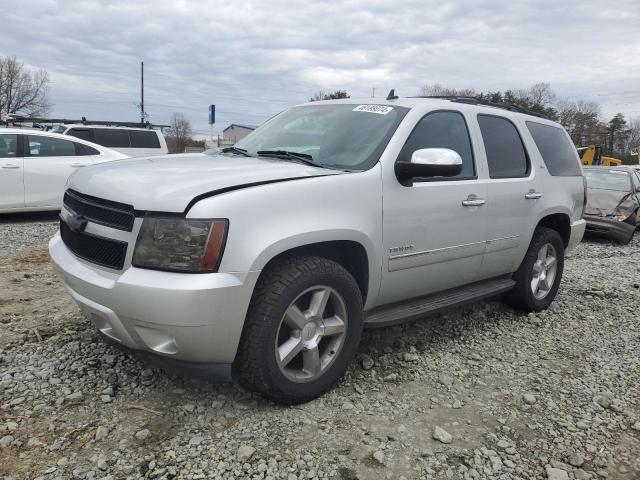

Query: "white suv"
<box><xmin>49</xmin><ymin>96</ymin><xmax>586</xmax><ymax>403</ymax></box>
<box><xmin>53</xmin><ymin>125</ymin><xmax>168</xmax><ymax>157</ymax></box>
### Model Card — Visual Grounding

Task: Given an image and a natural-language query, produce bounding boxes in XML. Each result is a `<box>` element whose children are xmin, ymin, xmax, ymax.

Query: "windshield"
<box><xmin>584</xmin><ymin>169</ymin><xmax>631</xmax><ymax>192</ymax></box>
<box><xmin>230</xmin><ymin>104</ymin><xmax>408</xmax><ymax>170</ymax></box>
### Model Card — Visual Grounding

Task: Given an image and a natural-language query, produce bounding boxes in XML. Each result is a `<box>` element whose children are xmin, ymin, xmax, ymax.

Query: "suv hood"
<box><xmin>67</xmin><ymin>153</ymin><xmax>342</xmax><ymax>212</ymax></box>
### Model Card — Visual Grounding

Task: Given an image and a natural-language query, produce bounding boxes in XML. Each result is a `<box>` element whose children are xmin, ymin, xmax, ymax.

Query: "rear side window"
<box><xmin>130</xmin><ymin>130</ymin><xmax>161</xmax><ymax>148</ymax></box>
<box><xmin>93</xmin><ymin>129</ymin><xmax>131</xmax><ymax>148</ymax></box>
<box><xmin>398</xmin><ymin>111</ymin><xmax>475</xmax><ymax>179</ymax></box>
<box><xmin>67</xmin><ymin>128</ymin><xmax>92</xmax><ymax>142</ymax></box>
<box><xmin>74</xmin><ymin>143</ymin><xmax>100</xmax><ymax>156</ymax></box>
<box><xmin>27</xmin><ymin>135</ymin><xmax>76</xmax><ymax>157</ymax></box>
<box><xmin>0</xmin><ymin>134</ymin><xmax>18</xmax><ymax>158</ymax></box>
<box><xmin>526</xmin><ymin>121</ymin><xmax>581</xmax><ymax>176</ymax></box>
<box><xmin>478</xmin><ymin>115</ymin><xmax>529</xmax><ymax>178</ymax></box>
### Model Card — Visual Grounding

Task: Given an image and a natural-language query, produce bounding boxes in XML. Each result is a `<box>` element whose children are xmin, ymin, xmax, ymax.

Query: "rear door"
<box><xmin>0</xmin><ymin>133</ymin><xmax>25</xmax><ymax>209</ymax></box>
<box><xmin>23</xmin><ymin>134</ymin><xmax>92</xmax><ymax>207</ymax></box>
<box><xmin>476</xmin><ymin>114</ymin><xmax>543</xmax><ymax>278</ymax></box>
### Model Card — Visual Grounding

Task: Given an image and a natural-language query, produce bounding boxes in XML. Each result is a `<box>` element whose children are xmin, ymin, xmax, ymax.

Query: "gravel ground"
<box><xmin>1</xmin><ymin>217</ymin><xmax>639</xmax><ymax>480</ymax></box>
<box><xmin>0</xmin><ymin>213</ymin><xmax>59</xmax><ymax>256</ymax></box>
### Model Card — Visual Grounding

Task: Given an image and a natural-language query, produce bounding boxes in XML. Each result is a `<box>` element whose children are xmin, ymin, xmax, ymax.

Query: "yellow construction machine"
<box><xmin>577</xmin><ymin>145</ymin><xmax>623</xmax><ymax>166</ymax></box>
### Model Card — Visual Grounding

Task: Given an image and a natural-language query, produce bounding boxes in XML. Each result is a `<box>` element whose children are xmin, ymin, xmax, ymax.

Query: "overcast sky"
<box><xmin>2</xmin><ymin>0</ymin><xmax>639</xmax><ymax>136</ymax></box>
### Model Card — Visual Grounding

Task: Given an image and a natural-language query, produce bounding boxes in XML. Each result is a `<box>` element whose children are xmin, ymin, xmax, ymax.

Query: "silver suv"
<box><xmin>50</xmin><ymin>96</ymin><xmax>586</xmax><ymax>403</ymax></box>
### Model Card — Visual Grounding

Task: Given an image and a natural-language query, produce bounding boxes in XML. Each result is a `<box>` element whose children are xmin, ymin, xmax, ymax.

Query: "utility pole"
<box><xmin>140</xmin><ymin>61</ymin><xmax>144</xmax><ymax>124</ymax></box>
<box><xmin>371</xmin><ymin>87</ymin><xmax>375</xmax><ymax>98</ymax></box>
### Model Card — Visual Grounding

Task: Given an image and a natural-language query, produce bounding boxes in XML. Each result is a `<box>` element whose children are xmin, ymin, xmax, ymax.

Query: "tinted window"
<box><xmin>93</xmin><ymin>129</ymin><xmax>131</xmax><ymax>148</ymax></box>
<box><xmin>27</xmin><ymin>135</ymin><xmax>76</xmax><ymax>157</ymax></box>
<box><xmin>398</xmin><ymin>111</ymin><xmax>475</xmax><ymax>178</ymax></box>
<box><xmin>74</xmin><ymin>143</ymin><xmax>100</xmax><ymax>156</ymax></box>
<box><xmin>67</xmin><ymin>128</ymin><xmax>92</xmax><ymax>142</ymax></box>
<box><xmin>0</xmin><ymin>134</ymin><xmax>18</xmax><ymax>158</ymax></box>
<box><xmin>478</xmin><ymin>115</ymin><xmax>529</xmax><ymax>178</ymax></box>
<box><xmin>130</xmin><ymin>130</ymin><xmax>161</xmax><ymax>148</ymax></box>
<box><xmin>526</xmin><ymin>121</ymin><xmax>581</xmax><ymax>176</ymax></box>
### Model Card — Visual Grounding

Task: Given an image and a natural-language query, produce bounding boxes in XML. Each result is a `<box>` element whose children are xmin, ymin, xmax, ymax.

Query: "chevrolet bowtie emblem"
<box><xmin>65</xmin><ymin>213</ymin><xmax>88</xmax><ymax>233</ymax></box>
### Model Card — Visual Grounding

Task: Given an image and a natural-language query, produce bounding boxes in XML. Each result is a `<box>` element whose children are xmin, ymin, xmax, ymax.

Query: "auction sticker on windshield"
<box><xmin>353</xmin><ymin>105</ymin><xmax>394</xmax><ymax>115</ymax></box>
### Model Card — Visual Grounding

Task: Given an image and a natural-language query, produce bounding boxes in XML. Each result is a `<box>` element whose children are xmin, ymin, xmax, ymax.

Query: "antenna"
<box><xmin>386</xmin><ymin>89</ymin><xmax>398</xmax><ymax>100</ymax></box>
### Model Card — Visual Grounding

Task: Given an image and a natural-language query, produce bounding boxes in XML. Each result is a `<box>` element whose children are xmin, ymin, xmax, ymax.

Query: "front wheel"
<box><xmin>233</xmin><ymin>256</ymin><xmax>363</xmax><ymax>404</ymax></box>
<box><xmin>503</xmin><ymin>227</ymin><xmax>565</xmax><ymax>312</ymax></box>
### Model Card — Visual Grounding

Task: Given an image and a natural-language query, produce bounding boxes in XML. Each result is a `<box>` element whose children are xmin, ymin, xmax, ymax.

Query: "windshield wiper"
<box><xmin>256</xmin><ymin>150</ymin><xmax>321</xmax><ymax>167</ymax></box>
<box><xmin>222</xmin><ymin>146</ymin><xmax>252</xmax><ymax>157</ymax></box>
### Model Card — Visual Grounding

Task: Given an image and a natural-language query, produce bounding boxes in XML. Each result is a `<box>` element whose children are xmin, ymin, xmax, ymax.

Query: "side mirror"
<box><xmin>395</xmin><ymin>148</ymin><xmax>463</xmax><ymax>182</ymax></box>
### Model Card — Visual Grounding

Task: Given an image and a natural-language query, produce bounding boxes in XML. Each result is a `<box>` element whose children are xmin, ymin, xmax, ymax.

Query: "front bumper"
<box><xmin>583</xmin><ymin>215</ymin><xmax>635</xmax><ymax>243</ymax></box>
<box><xmin>49</xmin><ymin>233</ymin><xmax>260</xmax><ymax>368</ymax></box>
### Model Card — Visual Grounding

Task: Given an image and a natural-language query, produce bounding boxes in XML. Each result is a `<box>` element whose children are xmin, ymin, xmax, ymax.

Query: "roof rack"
<box><xmin>3</xmin><ymin>115</ymin><xmax>170</xmax><ymax>129</ymax></box>
<box><xmin>409</xmin><ymin>96</ymin><xmax>548</xmax><ymax>119</ymax></box>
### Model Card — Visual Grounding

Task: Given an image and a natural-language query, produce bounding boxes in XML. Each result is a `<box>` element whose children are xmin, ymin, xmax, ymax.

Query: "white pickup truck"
<box><xmin>49</xmin><ymin>96</ymin><xmax>586</xmax><ymax>403</ymax></box>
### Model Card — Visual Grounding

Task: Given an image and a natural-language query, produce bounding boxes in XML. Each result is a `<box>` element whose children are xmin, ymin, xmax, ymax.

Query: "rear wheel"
<box><xmin>503</xmin><ymin>227</ymin><xmax>565</xmax><ymax>312</ymax></box>
<box><xmin>233</xmin><ymin>256</ymin><xmax>363</xmax><ymax>404</ymax></box>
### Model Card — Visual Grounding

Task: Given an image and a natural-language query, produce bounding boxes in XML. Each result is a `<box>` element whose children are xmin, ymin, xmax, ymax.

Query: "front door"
<box><xmin>379</xmin><ymin>110</ymin><xmax>489</xmax><ymax>305</ymax></box>
<box><xmin>0</xmin><ymin>133</ymin><xmax>25</xmax><ymax>209</ymax></box>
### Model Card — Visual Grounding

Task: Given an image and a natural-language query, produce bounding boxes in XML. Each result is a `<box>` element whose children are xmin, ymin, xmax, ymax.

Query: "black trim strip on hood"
<box><xmin>133</xmin><ymin>174</ymin><xmax>335</xmax><ymax>217</ymax></box>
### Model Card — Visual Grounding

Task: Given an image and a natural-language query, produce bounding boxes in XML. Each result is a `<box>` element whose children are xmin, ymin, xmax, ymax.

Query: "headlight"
<box><xmin>132</xmin><ymin>216</ymin><xmax>228</xmax><ymax>273</ymax></box>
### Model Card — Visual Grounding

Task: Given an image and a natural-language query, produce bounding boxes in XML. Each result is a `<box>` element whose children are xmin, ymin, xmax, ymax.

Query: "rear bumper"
<box><xmin>567</xmin><ymin>219</ymin><xmax>587</xmax><ymax>251</ymax></box>
<box><xmin>583</xmin><ymin>215</ymin><xmax>635</xmax><ymax>243</ymax></box>
<box><xmin>49</xmin><ymin>233</ymin><xmax>260</xmax><ymax>365</ymax></box>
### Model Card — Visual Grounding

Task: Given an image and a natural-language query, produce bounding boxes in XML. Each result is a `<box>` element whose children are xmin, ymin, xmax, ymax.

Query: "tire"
<box><xmin>233</xmin><ymin>255</ymin><xmax>363</xmax><ymax>404</ymax></box>
<box><xmin>503</xmin><ymin>227</ymin><xmax>565</xmax><ymax>312</ymax></box>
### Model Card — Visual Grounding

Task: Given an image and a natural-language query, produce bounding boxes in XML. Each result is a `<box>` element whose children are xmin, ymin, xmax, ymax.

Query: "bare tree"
<box><xmin>165</xmin><ymin>112</ymin><xmax>193</xmax><ymax>153</ymax></box>
<box><xmin>515</xmin><ymin>82</ymin><xmax>556</xmax><ymax>107</ymax></box>
<box><xmin>556</xmin><ymin>100</ymin><xmax>603</xmax><ymax>147</ymax></box>
<box><xmin>418</xmin><ymin>84</ymin><xmax>477</xmax><ymax>97</ymax></box>
<box><xmin>0</xmin><ymin>55</ymin><xmax>51</xmax><ymax>117</ymax></box>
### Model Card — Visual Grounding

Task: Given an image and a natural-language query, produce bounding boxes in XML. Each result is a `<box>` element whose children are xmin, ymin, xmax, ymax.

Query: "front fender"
<box><xmin>187</xmin><ymin>166</ymin><xmax>384</xmax><ymax>309</ymax></box>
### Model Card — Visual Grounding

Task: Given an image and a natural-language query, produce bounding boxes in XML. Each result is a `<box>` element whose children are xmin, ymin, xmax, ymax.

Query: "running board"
<box><xmin>364</xmin><ymin>278</ymin><xmax>515</xmax><ymax>328</ymax></box>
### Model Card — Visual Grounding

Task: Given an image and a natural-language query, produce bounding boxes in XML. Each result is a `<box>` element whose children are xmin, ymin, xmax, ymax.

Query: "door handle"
<box><xmin>1</xmin><ymin>164</ymin><xmax>20</xmax><ymax>169</ymax></box>
<box><xmin>71</xmin><ymin>163</ymin><xmax>87</xmax><ymax>168</ymax></box>
<box><xmin>525</xmin><ymin>191</ymin><xmax>543</xmax><ymax>200</ymax></box>
<box><xmin>462</xmin><ymin>195</ymin><xmax>486</xmax><ymax>207</ymax></box>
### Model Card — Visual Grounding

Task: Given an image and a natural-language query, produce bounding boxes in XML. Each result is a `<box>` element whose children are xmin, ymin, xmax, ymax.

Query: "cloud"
<box><xmin>2</xmin><ymin>0</ymin><xmax>639</xmax><ymax>133</ymax></box>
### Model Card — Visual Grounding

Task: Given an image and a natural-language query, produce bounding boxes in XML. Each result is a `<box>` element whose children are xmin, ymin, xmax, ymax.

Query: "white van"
<box><xmin>54</xmin><ymin>125</ymin><xmax>168</xmax><ymax>157</ymax></box>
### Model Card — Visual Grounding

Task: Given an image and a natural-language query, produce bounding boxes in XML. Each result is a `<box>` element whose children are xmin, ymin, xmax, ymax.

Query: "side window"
<box><xmin>130</xmin><ymin>130</ymin><xmax>161</xmax><ymax>148</ymax></box>
<box><xmin>27</xmin><ymin>135</ymin><xmax>76</xmax><ymax>157</ymax></box>
<box><xmin>478</xmin><ymin>115</ymin><xmax>529</xmax><ymax>178</ymax></box>
<box><xmin>632</xmin><ymin>171</ymin><xmax>640</xmax><ymax>191</ymax></box>
<box><xmin>0</xmin><ymin>134</ymin><xmax>18</xmax><ymax>158</ymax></box>
<box><xmin>93</xmin><ymin>128</ymin><xmax>131</xmax><ymax>148</ymax></box>
<box><xmin>67</xmin><ymin>128</ymin><xmax>92</xmax><ymax>142</ymax></box>
<box><xmin>398</xmin><ymin>111</ymin><xmax>475</xmax><ymax>179</ymax></box>
<box><xmin>526</xmin><ymin>121</ymin><xmax>581</xmax><ymax>176</ymax></box>
<box><xmin>74</xmin><ymin>143</ymin><xmax>100</xmax><ymax>156</ymax></box>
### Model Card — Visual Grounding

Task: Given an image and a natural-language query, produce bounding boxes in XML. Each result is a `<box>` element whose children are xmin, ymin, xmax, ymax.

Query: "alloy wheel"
<box><xmin>275</xmin><ymin>286</ymin><xmax>348</xmax><ymax>382</ymax></box>
<box><xmin>531</xmin><ymin>243</ymin><xmax>558</xmax><ymax>300</ymax></box>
